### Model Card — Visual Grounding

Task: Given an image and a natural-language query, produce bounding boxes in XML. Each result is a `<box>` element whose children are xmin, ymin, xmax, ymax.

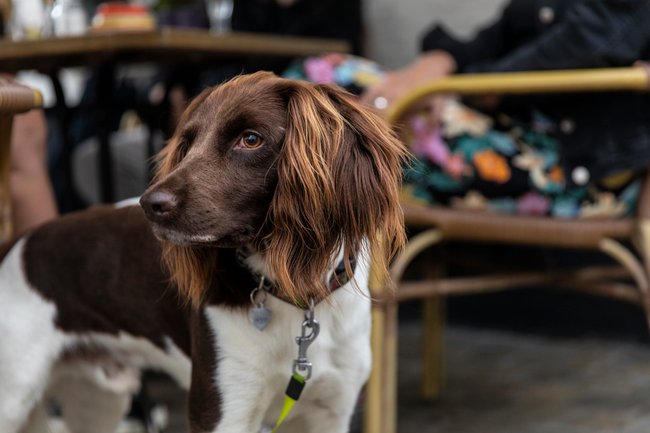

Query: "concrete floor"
<box><xmin>397</xmin><ymin>325</ymin><xmax>650</xmax><ymax>433</ymax></box>
<box><xmin>133</xmin><ymin>322</ymin><xmax>650</xmax><ymax>433</ymax></box>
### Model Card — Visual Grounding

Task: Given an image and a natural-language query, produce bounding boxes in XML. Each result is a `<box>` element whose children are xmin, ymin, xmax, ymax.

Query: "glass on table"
<box><xmin>205</xmin><ymin>0</ymin><xmax>233</xmax><ymax>34</ymax></box>
<box><xmin>9</xmin><ymin>0</ymin><xmax>45</xmax><ymax>40</ymax></box>
<box><xmin>49</xmin><ymin>0</ymin><xmax>88</xmax><ymax>37</ymax></box>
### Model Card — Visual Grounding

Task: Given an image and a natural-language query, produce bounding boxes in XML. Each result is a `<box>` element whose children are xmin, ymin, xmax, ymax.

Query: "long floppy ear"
<box><xmin>151</xmin><ymin>87</ymin><xmax>218</xmax><ymax>305</ymax></box>
<box><xmin>260</xmin><ymin>81</ymin><xmax>408</xmax><ymax>305</ymax></box>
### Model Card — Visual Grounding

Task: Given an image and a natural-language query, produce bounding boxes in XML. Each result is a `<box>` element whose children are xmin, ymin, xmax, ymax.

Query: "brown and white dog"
<box><xmin>0</xmin><ymin>72</ymin><xmax>406</xmax><ymax>433</ymax></box>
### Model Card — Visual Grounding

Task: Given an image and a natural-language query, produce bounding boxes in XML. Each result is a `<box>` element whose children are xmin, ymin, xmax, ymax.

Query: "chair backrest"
<box><xmin>0</xmin><ymin>77</ymin><xmax>43</xmax><ymax>241</ymax></box>
<box><xmin>387</xmin><ymin>66</ymin><xmax>650</xmax><ymax>124</ymax></box>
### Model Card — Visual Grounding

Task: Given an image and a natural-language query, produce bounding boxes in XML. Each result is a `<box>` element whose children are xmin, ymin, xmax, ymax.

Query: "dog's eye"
<box><xmin>175</xmin><ymin>139</ymin><xmax>190</xmax><ymax>162</ymax></box>
<box><xmin>238</xmin><ymin>132</ymin><xmax>264</xmax><ymax>149</ymax></box>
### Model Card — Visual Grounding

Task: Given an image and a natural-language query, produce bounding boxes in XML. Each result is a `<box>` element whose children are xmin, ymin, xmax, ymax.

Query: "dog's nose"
<box><xmin>140</xmin><ymin>190</ymin><xmax>179</xmax><ymax>221</ymax></box>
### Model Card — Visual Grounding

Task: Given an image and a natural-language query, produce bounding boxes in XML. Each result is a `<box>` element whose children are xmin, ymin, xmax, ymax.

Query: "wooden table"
<box><xmin>0</xmin><ymin>28</ymin><xmax>350</xmax><ymax>72</ymax></box>
<box><xmin>0</xmin><ymin>79</ymin><xmax>43</xmax><ymax>240</ymax></box>
<box><xmin>0</xmin><ymin>29</ymin><xmax>350</xmax><ymax>204</ymax></box>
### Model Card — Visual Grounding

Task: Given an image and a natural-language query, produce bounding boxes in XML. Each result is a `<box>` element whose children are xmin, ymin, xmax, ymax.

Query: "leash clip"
<box><xmin>292</xmin><ymin>299</ymin><xmax>319</xmax><ymax>380</ymax></box>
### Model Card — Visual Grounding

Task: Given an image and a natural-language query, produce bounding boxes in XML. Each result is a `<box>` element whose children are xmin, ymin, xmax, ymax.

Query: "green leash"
<box><xmin>271</xmin><ymin>300</ymin><xmax>320</xmax><ymax>432</ymax></box>
<box><xmin>271</xmin><ymin>373</ymin><xmax>306</xmax><ymax>433</ymax></box>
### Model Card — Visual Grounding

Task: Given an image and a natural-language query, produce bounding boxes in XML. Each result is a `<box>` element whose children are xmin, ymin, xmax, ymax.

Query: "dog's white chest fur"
<box><xmin>204</xmin><ymin>255</ymin><xmax>372</xmax><ymax>432</ymax></box>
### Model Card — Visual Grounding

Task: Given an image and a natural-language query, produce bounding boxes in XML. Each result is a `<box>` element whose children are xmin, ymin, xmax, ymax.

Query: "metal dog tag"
<box><xmin>249</xmin><ymin>305</ymin><xmax>272</xmax><ymax>331</ymax></box>
<box><xmin>249</xmin><ymin>276</ymin><xmax>272</xmax><ymax>331</ymax></box>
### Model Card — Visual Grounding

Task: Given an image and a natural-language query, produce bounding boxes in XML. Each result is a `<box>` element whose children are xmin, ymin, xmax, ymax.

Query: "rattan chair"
<box><xmin>364</xmin><ymin>65</ymin><xmax>650</xmax><ymax>433</ymax></box>
<box><xmin>0</xmin><ymin>77</ymin><xmax>44</xmax><ymax>241</ymax></box>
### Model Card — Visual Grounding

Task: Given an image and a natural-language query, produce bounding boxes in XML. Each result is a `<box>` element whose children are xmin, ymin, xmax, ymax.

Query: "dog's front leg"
<box><xmin>189</xmin><ymin>310</ymin><xmax>270</xmax><ymax>433</ymax></box>
<box><xmin>300</xmin><ymin>384</ymin><xmax>362</xmax><ymax>433</ymax></box>
<box><xmin>188</xmin><ymin>356</ymin><xmax>270</xmax><ymax>433</ymax></box>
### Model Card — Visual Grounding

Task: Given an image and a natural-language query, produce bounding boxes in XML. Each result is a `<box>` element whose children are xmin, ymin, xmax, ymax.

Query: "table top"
<box><xmin>0</xmin><ymin>28</ymin><xmax>351</xmax><ymax>73</ymax></box>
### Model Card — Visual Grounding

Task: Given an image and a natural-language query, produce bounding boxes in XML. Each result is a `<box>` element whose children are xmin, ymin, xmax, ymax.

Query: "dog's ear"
<box><xmin>261</xmin><ymin>81</ymin><xmax>408</xmax><ymax>304</ymax></box>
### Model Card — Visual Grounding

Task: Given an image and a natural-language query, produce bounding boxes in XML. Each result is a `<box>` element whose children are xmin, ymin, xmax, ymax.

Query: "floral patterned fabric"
<box><xmin>283</xmin><ymin>55</ymin><xmax>641</xmax><ymax>219</ymax></box>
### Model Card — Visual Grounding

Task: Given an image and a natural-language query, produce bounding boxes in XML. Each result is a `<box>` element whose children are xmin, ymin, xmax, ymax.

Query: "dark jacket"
<box><xmin>229</xmin><ymin>0</ymin><xmax>363</xmax><ymax>77</ymax></box>
<box><xmin>232</xmin><ymin>0</ymin><xmax>363</xmax><ymax>55</ymax></box>
<box><xmin>422</xmin><ymin>0</ymin><xmax>650</xmax><ymax>185</ymax></box>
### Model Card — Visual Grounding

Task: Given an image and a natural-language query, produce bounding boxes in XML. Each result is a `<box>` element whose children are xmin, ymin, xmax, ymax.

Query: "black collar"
<box><xmin>236</xmin><ymin>247</ymin><xmax>357</xmax><ymax>305</ymax></box>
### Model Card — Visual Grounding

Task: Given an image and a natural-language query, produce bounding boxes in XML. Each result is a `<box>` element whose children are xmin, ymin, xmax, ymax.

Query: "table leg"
<box><xmin>48</xmin><ymin>73</ymin><xmax>75</xmax><ymax>211</ymax></box>
<box><xmin>95</xmin><ymin>64</ymin><xmax>116</xmax><ymax>203</ymax></box>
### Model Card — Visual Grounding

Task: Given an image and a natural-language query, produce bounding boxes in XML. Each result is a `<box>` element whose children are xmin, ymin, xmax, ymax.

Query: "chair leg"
<box><xmin>365</xmin><ymin>299</ymin><xmax>398</xmax><ymax>433</ymax></box>
<box><xmin>421</xmin><ymin>296</ymin><xmax>445</xmax><ymax>400</ymax></box>
<box><xmin>635</xmin><ymin>221</ymin><xmax>650</xmax><ymax>331</ymax></box>
<box><xmin>364</xmin><ymin>228</ymin><xmax>444</xmax><ymax>432</ymax></box>
<box><xmin>363</xmin><ymin>301</ymin><xmax>397</xmax><ymax>433</ymax></box>
<box><xmin>0</xmin><ymin>115</ymin><xmax>13</xmax><ymax>242</ymax></box>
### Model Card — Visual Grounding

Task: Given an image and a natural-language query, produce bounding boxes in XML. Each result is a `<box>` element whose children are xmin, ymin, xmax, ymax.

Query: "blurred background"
<box><xmin>3</xmin><ymin>1</ymin><xmax>650</xmax><ymax>432</ymax></box>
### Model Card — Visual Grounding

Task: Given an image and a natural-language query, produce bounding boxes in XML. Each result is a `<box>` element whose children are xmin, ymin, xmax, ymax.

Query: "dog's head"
<box><xmin>141</xmin><ymin>72</ymin><xmax>407</xmax><ymax>305</ymax></box>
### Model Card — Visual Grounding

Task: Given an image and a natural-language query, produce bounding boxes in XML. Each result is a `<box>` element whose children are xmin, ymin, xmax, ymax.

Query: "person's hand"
<box><xmin>10</xmin><ymin>109</ymin><xmax>48</xmax><ymax>173</ymax></box>
<box><xmin>361</xmin><ymin>50</ymin><xmax>457</xmax><ymax>115</ymax></box>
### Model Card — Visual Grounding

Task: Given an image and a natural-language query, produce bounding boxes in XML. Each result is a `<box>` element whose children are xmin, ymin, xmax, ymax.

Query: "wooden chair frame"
<box><xmin>364</xmin><ymin>65</ymin><xmax>650</xmax><ymax>433</ymax></box>
<box><xmin>0</xmin><ymin>77</ymin><xmax>44</xmax><ymax>241</ymax></box>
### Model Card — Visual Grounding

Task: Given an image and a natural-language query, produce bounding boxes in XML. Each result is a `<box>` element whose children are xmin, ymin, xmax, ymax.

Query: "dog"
<box><xmin>0</xmin><ymin>71</ymin><xmax>406</xmax><ymax>433</ymax></box>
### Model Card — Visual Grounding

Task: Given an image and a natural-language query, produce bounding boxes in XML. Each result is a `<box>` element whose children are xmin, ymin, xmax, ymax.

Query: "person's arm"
<box><xmin>361</xmin><ymin>1</ymin><xmax>514</xmax><ymax>109</ymax></box>
<box><xmin>468</xmin><ymin>0</ymin><xmax>650</xmax><ymax>73</ymax></box>
<box><xmin>421</xmin><ymin>11</ymin><xmax>510</xmax><ymax>73</ymax></box>
<box><xmin>10</xmin><ymin>109</ymin><xmax>58</xmax><ymax>235</ymax></box>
